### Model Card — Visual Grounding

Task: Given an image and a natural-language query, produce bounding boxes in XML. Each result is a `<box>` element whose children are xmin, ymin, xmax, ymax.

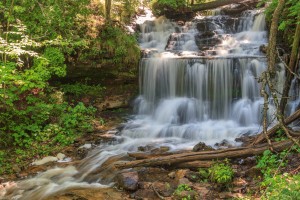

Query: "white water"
<box><xmin>3</xmin><ymin>6</ymin><xmax>300</xmax><ymax>200</ymax></box>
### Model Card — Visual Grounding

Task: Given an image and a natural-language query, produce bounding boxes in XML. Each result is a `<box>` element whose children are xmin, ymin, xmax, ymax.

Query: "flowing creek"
<box><xmin>3</xmin><ymin>5</ymin><xmax>300</xmax><ymax>200</ymax></box>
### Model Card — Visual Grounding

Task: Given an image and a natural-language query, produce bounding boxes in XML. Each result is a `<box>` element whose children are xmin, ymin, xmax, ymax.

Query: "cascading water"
<box><xmin>3</xmin><ymin>5</ymin><xmax>299</xmax><ymax>200</ymax></box>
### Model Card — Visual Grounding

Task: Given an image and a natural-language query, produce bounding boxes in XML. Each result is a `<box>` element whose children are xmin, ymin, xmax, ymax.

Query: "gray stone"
<box><xmin>193</xmin><ymin>142</ymin><xmax>214</xmax><ymax>152</ymax></box>
<box><xmin>116</xmin><ymin>171</ymin><xmax>139</xmax><ymax>191</ymax></box>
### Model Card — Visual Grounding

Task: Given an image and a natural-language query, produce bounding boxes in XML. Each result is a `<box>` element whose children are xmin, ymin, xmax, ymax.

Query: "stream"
<box><xmin>3</xmin><ymin>4</ymin><xmax>300</xmax><ymax>200</ymax></box>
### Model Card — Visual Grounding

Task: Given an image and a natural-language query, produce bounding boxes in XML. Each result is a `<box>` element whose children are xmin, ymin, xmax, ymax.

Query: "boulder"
<box><xmin>193</xmin><ymin>142</ymin><xmax>214</xmax><ymax>152</ymax></box>
<box><xmin>116</xmin><ymin>171</ymin><xmax>139</xmax><ymax>191</ymax></box>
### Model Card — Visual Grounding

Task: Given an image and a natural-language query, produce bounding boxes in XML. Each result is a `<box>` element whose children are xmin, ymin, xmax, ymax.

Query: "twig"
<box><xmin>276</xmin><ymin>48</ymin><xmax>300</xmax><ymax>80</ymax></box>
<box><xmin>265</xmin><ymin>71</ymin><xmax>300</xmax><ymax>147</ymax></box>
<box><xmin>259</xmin><ymin>72</ymin><xmax>274</xmax><ymax>151</ymax></box>
<box><xmin>290</xmin><ymin>165</ymin><xmax>300</xmax><ymax>174</ymax></box>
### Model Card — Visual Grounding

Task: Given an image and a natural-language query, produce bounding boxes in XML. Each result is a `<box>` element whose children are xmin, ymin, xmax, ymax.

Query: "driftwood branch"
<box><xmin>115</xmin><ymin>140</ymin><xmax>295</xmax><ymax>169</ymax></box>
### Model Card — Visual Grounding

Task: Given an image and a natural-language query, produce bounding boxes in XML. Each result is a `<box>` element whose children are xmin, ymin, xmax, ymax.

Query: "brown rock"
<box><xmin>193</xmin><ymin>183</ymin><xmax>210</xmax><ymax>197</ymax></box>
<box><xmin>152</xmin><ymin>182</ymin><xmax>174</xmax><ymax>197</ymax></box>
<box><xmin>116</xmin><ymin>171</ymin><xmax>139</xmax><ymax>191</ymax></box>
<box><xmin>233</xmin><ymin>178</ymin><xmax>247</xmax><ymax>187</ymax></box>
<box><xmin>178</xmin><ymin>178</ymin><xmax>192</xmax><ymax>185</ymax></box>
<box><xmin>138</xmin><ymin>182</ymin><xmax>153</xmax><ymax>189</ymax></box>
<box><xmin>168</xmin><ymin>171</ymin><xmax>176</xmax><ymax>179</ymax></box>
<box><xmin>175</xmin><ymin>169</ymin><xmax>189</xmax><ymax>179</ymax></box>
<box><xmin>134</xmin><ymin>189</ymin><xmax>157</xmax><ymax>199</ymax></box>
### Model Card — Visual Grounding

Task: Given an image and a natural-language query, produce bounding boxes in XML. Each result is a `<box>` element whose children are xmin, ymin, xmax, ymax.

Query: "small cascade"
<box><xmin>4</xmin><ymin>5</ymin><xmax>300</xmax><ymax>200</ymax></box>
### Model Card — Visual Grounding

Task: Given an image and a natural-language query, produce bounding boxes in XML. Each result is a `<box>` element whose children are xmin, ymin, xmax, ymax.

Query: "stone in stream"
<box><xmin>31</xmin><ymin>156</ymin><xmax>58</xmax><ymax>166</ymax></box>
<box><xmin>214</xmin><ymin>140</ymin><xmax>234</xmax><ymax>149</ymax></box>
<box><xmin>116</xmin><ymin>171</ymin><xmax>139</xmax><ymax>191</ymax></box>
<box><xmin>193</xmin><ymin>142</ymin><xmax>214</xmax><ymax>152</ymax></box>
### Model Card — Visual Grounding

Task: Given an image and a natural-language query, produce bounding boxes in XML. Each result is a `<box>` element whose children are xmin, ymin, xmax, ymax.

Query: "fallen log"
<box><xmin>115</xmin><ymin>139</ymin><xmax>295</xmax><ymax>169</ymax></box>
<box><xmin>174</xmin><ymin>161</ymin><xmax>213</xmax><ymax>169</ymax></box>
<box><xmin>128</xmin><ymin>150</ymin><xmax>190</xmax><ymax>160</ymax></box>
<box><xmin>250</xmin><ymin>109</ymin><xmax>300</xmax><ymax>146</ymax></box>
<box><xmin>191</xmin><ymin>0</ymin><xmax>251</xmax><ymax>12</ymax></box>
<box><xmin>221</xmin><ymin>0</ymin><xmax>259</xmax><ymax>15</ymax></box>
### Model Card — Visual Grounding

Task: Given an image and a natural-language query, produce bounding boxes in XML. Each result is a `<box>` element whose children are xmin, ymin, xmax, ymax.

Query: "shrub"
<box><xmin>263</xmin><ymin>173</ymin><xmax>300</xmax><ymax>200</ymax></box>
<box><xmin>61</xmin><ymin>83</ymin><xmax>105</xmax><ymax>98</ymax></box>
<box><xmin>209</xmin><ymin>160</ymin><xmax>234</xmax><ymax>186</ymax></box>
<box><xmin>174</xmin><ymin>184</ymin><xmax>194</xmax><ymax>200</ymax></box>
<box><xmin>256</xmin><ymin>150</ymin><xmax>288</xmax><ymax>180</ymax></box>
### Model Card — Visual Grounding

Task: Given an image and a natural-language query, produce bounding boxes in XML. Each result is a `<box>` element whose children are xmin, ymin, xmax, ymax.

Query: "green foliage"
<box><xmin>262</xmin><ymin>0</ymin><xmax>300</xmax><ymax>45</ymax></box>
<box><xmin>61</xmin><ymin>83</ymin><xmax>105</xmax><ymax>98</ymax></box>
<box><xmin>113</xmin><ymin>0</ymin><xmax>141</xmax><ymax>23</ymax></box>
<box><xmin>256</xmin><ymin>149</ymin><xmax>288</xmax><ymax>181</ymax></box>
<box><xmin>12</xmin><ymin>0</ymin><xmax>91</xmax><ymax>39</ymax></box>
<box><xmin>152</xmin><ymin>0</ymin><xmax>187</xmax><ymax>10</ymax></box>
<box><xmin>274</xmin><ymin>128</ymin><xmax>287</xmax><ymax>142</ymax></box>
<box><xmin>0</xmin><ymin>0</ymin><xmax>137</xmax><ymax>176</ymax></box>
<box><xmin>80</xmin><ymin>24</ymin><xmax>140</xmax><ymax>70</ymax></box>
<box><xmin>151</xmin><ymin>0</ymin><xmax>187</xmax><ymax>16</ymax></box>
<box><xmin>198</xmin><ymin>168</ymin><xmax>209</xmax><ymax>182</ymax></box>
<box><xmin>263</xmin><ymin>173</ymin><xmax>300</xmax><ymax>200</ymax></box>
<box><xmin>208</xmin><ymin>160</ymin><xmax>234</xmax><ymax>185</ymax></box>
<box><xmin>175</xmin><ymin>184</ymin><xmax>192</xmax><ymax>194</ymax></box>
<box><xmin>174</xmin><ymin>184</ymin><xmax>193</xmax><ymax>200</ymax></box>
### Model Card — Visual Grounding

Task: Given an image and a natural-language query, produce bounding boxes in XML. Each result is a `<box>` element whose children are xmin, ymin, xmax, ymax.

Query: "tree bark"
<box><xmin>280</xmin><ymin>18</ymin><xmax>300</xmax><ymax>113</ymax></box>
<box><xmin>115</xmin><ymin>140</ymin><xmax>295</xmax><ymax>169</ymax></box>
<box><xmin>128</xmin><ymin>150</ymin><xmax>190</xmax><ymax>160</ymax></box>
<box><xmin>174</xmin><ymin>161</ymin><xmax>213</xmax><ymax>169</ymax></box>
<box><xmin>105</xmin><ymin>0</ymin><xmax>112</xmax><ymax>21</ymax></box>
<box><xmin>250</xmin><ymin>109</ymin><xmax>300</xmax><ymax>146</ymax></box>
<box><xmin>191</xmin><ymin>0</ymin><xmax>250</xmax><ymax>12</ymax></box>
<box><xmin>267</xmin><ymin>0</ymin><xmax>286</xmax><ymax>73</ymax></box>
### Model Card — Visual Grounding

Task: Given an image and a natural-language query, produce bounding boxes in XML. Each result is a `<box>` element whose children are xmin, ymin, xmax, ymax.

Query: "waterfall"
<box><xmin>4</xmin><ymin>6</ymin><xmax>298</xmax><ymax>200</ymax></box>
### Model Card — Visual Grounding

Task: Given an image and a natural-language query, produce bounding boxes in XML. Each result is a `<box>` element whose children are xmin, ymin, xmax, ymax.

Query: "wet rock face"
<box><xmin>196</xmin><ymin>17</ymin><xmax>237</xmax><ymax>33</ymax></box>
<box><xmin>196</xmin><ymin>21</ymin><xmax>219</xmax><ymax>32</ymax></box>
<box><xmin>194</xmin><ymin>16</ymin><xmax>239</xmax><ymax>51</ymax></box>
<box><xmin>165</xmin><ymin>32</ymin><xmax>195</xmax><ymax>51</ymax></box>
<box><xmin>116</xmin><ymin>171</ymin><xmax>139</xmax><ymax>191</ymax></box>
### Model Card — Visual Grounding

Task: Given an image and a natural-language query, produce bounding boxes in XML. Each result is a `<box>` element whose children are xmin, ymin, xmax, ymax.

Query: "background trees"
<box><xmin>0</xmin><ymin>0</ymin><xmax>142</xmax><ymax>174</ymax></box>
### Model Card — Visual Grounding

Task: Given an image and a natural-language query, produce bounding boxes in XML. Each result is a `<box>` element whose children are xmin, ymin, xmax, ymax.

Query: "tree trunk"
<box><xmin>250</xmin><ymin>109</ymin><xmax>300</xmax><ymax>146</ymax></box>
<box><xmin>174</xmin><ymin>161</ymin><xmax>213</xmax><ymax>169</ymax></box>
<box><xmin>105</xmin><ymin>0</ymin><xmax>112</xmax><ymax>21</ymax></box>
<box><xmin>115</xmin><ymin>140</ymin><xmax>294</xmax><ymax>169</ymax></box>
<box><xmin>267</xmin><ymin>0</ymin><xmax>286</xmax><ymax>73</ymax></box>
<box><xmin>128</xmin><ymin>152</ymin><xmax>185</xmax><ymax>160</ymax></box>
<box><xmin>280</xmin><ymin>19</ymin><xmax>300</xmax><ymax>113</ymax></box>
